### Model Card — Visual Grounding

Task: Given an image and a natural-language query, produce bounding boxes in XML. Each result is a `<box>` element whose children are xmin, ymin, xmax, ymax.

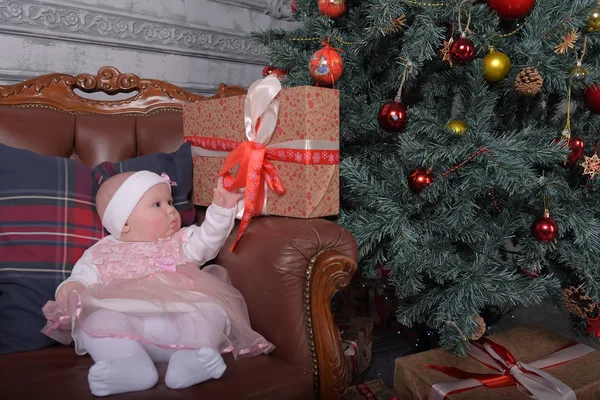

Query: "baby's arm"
<box><xmin>183</xmin><ymin>176</ymin><xmax>242</xmax><ymax>264</ymax></box>
<box><xmin>55</xmin><ymin>250</ymin><xmax>101</xmax><ymax>301</ymax></box>
<box><xmin>183</xmin><ymin>203</ymin><xmax>236</xmax><ymax>264</ymax></box>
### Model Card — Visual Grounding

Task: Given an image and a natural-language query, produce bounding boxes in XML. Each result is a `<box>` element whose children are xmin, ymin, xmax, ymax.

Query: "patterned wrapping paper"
<box><xmin>182</xmin><ymin>86</ymin><xmax>340</xmax><ymax>218</ymax></box>
<box><xmin>339</xmin><ymin>316</ymin><xmax>374</xmax><ymax>385</ymax></box>
<box><xmin>394</xmin><ymin>324</ymin><xmax>600</xmax><ymax>399</ymax></box>
<box><xmin>347</xmin><ymin>379</ymin><xmax>400</xmax><ymax>400</ymax></box>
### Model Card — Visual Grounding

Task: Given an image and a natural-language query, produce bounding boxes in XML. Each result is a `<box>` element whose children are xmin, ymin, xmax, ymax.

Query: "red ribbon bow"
<box><xmin>425</xmin><ymin>338</ymin><xmax>523</xmax><ymax>391</ymax></box>
<box><xmin>423</xmin><ymin>336</ymin><xmax>590</xmax><ymax>399</ymax></box>
<box><xmin>219</xmin><ymin>140</ymin><xmax>285</xmax><ymax>251</ymax></box>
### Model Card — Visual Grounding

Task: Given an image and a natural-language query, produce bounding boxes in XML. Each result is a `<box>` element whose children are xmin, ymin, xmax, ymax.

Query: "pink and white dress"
<box><xmin>42</xmin><ymin>204</ymin><xmax>274</xmax><ymax>359</ymax></box>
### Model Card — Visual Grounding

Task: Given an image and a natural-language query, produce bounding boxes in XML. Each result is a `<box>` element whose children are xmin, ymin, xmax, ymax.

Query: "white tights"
<box><xmin>80</xmin><ymin>309</ymin><xmax>228</xmax><ymax>397</ymax></box>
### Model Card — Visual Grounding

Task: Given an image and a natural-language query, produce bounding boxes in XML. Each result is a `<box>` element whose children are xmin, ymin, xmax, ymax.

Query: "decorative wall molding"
<box><xmin>267</xmin><ymin>0</ymin><xmax>295</xmax><ymax>20</ymax></box>
<box><xmin>0</xmin><ymin>0</ymin><xmax>268</xmax><ymax>64</ymax></box>
<box><xmin>210</xmin><ymin>0</ymin><xmax>295</xmax><ymax>20</ymax></box>
<box><xmin>209</xmin><ymin>0</ymin><xmax>269</xmax><ymax>13</ymax></box>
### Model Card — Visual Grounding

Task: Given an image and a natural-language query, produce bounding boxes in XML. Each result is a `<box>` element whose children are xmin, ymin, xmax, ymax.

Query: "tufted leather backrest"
<box><xmin>0</xmin><ymin>66</ymin><xmax>246</xmax><ymax>166</ymax></box>
<box><xmin>0</xmin><ymin>107</ymin><xmax>185</xmax><ymax>166</ymax></box>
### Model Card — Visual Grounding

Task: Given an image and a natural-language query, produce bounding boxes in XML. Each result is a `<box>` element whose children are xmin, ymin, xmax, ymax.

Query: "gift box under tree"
<box><xmin>183</xmin><ymin>76</ymin><xmax>339</xmax><ymax>240</ymax></box>
<box><xmin>394</xmin><ymin>324</ymin><xmax>600</xmax><ymax>399</ymax></box>
<box><xmin>337</xmin><ymin>316</ymin><xmax>374</xmax><ymax>385</ymax></box>
<box><xmin>347</xmin><ymin>379</ymin><xmax>399</xmax><ymax>400</ymax></box>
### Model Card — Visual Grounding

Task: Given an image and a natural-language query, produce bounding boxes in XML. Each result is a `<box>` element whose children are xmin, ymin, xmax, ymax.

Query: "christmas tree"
<box><xmin>254</xmin><ymin>0</ymin><xmax>600</xmax><ymax>354</ymax></box>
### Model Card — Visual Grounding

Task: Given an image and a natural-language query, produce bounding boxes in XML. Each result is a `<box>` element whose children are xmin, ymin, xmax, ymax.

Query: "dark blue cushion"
<box><xmin>0</xmin><ymin>143</ymin><xmax>104</xmax><ymax>354</ymax></box>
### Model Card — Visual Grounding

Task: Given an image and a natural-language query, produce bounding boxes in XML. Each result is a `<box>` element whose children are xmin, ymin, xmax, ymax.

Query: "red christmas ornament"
<box><xmin>408</xmin><ymin>168</ymin><xmax>434</xmax><ymax>193</ymax></box>
<box><xmin>308</xmin><ymin>43</ymin><xmax>343</xmax><ymax>86</ymax></box>
<box><xmin>269</xmin><ymin>69</ymin><xmax>287</xmax><ymax>80</ymax></box>
<box><xmin>262</xmin><ymin>65</ymin><xmax>275</xmax><ymax>77</ymax></box>
<box><xmin>584</xmin><ymin>84</ymin><xmax>600</xmax><ymax>114</ymax></box>
<box><xmin>291</xmin><ymin>0</ymin><xmax>298</xmax><ymax>13</ymax></box>
<box><xmin>530</xmin><ymin>212</ymin><xmax>558</xmax><ymax>243</ymax></box>
<box><xmin>553</xmin><ymin>136</ymin><xmax>585</xmax><ymax>168</ymax></box>
<box><xmin>450</xmin><ymin>35</ymin><xmax>475</xmax><ymax>63</ymax></box>
<box><xmin>377</xmin><ymin>101</ymin><xmax>408</xmax><ymax>133</ymax></box>
<box><xmin>318</xmin><ymin>0</ymin><xmax>346</xmax><ymax>19</ymax></box>
<box><xmin>488</xmin><ymin>0</ymin><xmax>535</xmax><ymax>20</ymax></box>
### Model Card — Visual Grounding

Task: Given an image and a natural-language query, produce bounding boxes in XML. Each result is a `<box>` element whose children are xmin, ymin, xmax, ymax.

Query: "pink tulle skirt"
<box><xmin>42</xmin><ymin>264</ymin><xmax>274</xmax><ymax>359</ymax></box>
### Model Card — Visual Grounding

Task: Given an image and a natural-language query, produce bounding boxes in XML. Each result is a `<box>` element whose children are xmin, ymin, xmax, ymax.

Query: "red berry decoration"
<box><xmin>262</xmin><ymin>65</ymin><xmax>276</xmax><ymax>77</ymax></box>
<box><xmin>377</xmin><ymin>101</ymin><xmax>408</xmax><ymax>133</ymax></box>
<box><xmin>531</xmin><ymin>212</ymin><xmax>558</xmax><ymax>243</ymax></box>
<box><xmin>318</xmin><ymin>0</ymin><xmax>346</xmax><ymax>19</ymax></box>
<box><xmin>553</xmin><ymin>136</ymin><xmax>585</xmax><ymax>168</ymax></box>
<box><xmin>408</xmin><ymin>168</ymin><xmax>434</xmax><ymax>193</ymax></box>
<box><xmin>308</xmin><ymin>43</ymin><xmax>343</xmax><ymax>86</ymax></box>
<box><xmin>584</xmin><ymin>84</ymin><xmax>600</xmax><ymax>115</ymax></box>
<box><xmin>450</xmin><ymin>35</ymin><xmax>475</xmax><ymax>63</ymax></box>
<box><xmin>291</xmin><ymin>0</ymin><xmax>298</xmax><ymax>13</ymax></box>
<box><xmin>488</xmin><ymin>0</ymin><xmax>535</xmax><ymax>20</ymax></box>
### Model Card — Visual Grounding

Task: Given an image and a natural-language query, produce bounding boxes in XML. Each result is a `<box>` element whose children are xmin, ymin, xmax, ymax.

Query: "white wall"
<box><xmin>0</xmin><ymin>0</ymin><xmax>295</xmax><ymax>95</ymax></box>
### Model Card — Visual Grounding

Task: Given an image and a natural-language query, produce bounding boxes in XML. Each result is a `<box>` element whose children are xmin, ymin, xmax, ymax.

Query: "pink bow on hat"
<box><xmin>160</xmin><ymin>173</ymin><xmax>178</xmax><ymax>187</ymax></box>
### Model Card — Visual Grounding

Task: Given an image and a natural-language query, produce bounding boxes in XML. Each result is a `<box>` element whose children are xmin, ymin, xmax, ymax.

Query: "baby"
<box><xmin>42</xmin><ymin>170</ymin><xmax>274</xmax><ymax>397</ymax></box>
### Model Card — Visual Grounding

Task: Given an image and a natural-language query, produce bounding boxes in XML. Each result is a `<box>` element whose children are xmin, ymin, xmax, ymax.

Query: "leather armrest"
<box><xmin>197</xmin><ymin>211</ymin><xmax>357</xmax><ymax>376</ymax></box>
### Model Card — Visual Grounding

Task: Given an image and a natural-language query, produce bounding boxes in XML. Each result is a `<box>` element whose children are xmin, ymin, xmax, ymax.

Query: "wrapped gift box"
<box><xmin>338</xmin><ymin>316</ymin><xmax>374</xmax><ymax>384</ymax></box>
<box><xmin>183</xmin><ymin>83</ymin><xmax>339</xmax><ymax>219</ymax></box>
<box><xmin>347</xmin><ymin>379</ymin><xmax>399</xmax><ymax>400</ymax></box>
<box><xmin>394</xmin><ymin>324</ymin><xmax>600</xmax><ymax>399</ymax></box>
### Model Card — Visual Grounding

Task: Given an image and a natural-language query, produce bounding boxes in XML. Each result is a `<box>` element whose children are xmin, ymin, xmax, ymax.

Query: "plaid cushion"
<box><xmin>93</xmin><ymin>142</ymin><xmax>195</xmax><ymax>226</ymax></box>
<box><xmin>0</xmin><ymin>143</ymin><xmax>104</xmax><ymax>353</ymax></box>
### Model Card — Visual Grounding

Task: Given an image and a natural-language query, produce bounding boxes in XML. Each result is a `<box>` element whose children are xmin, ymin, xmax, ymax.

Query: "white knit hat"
<box><xmin>101</xmin><ymin>171</ymin><xmax>171</xmax><ymax>239</ymax></box>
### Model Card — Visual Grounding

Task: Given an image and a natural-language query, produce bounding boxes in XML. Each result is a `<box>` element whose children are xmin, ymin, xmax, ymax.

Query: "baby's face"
<box><xmin>124</xmin><ymin>184</ymin><xmax>181</xmax><ymax>242</ymax></box>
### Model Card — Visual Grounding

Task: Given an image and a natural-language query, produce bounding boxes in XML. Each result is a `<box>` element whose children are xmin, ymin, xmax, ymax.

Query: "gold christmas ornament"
<box><xmin>570</xmin><ymin>63</ymin><xmax>590</xmax><ymax>79</ymax></box>
<box><xmin>585</xmin><ymin>6</ymin><xmax>600</xmax><ymax>32</ymax></box>
<box><xmin>471</xmin><ymin>315</ymin><xmax>486</xmax><ymax>340</ymax></box>
<box><xmin>483</xmin><ymin>49</ymin><xmax>511</xmax><ymax>82</ymax></box>
<box><xmin>446</xmin><ymin>119</ymin><xmax>468</xmax><ymax>135</ymax></box>
<box><xmin>581</xmin><ymin>153</ymin><xmax>600</xmax><ymax>179</ymax></box>
<box><xmin>514</xmin><ymin>67</ymin><xmax>543</xmax><ymax>96</ymax></box>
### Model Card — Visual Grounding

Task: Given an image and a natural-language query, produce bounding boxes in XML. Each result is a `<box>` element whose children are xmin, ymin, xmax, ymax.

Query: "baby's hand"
<box><xmin>212</xmin><ymin>177</ymin><xmax>244</xmax><ymax>209</ymax></box>
<box><xmin>56</xmin><ymin>282</ymin><xmax>84</xmax><ymax>303</ymax></box>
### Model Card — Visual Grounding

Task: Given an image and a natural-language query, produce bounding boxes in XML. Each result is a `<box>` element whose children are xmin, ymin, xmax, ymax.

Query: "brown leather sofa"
<box><xmin>0</xmin><ymin>67</ymin><xmax>357</xmax><ymax>399</ymax></box>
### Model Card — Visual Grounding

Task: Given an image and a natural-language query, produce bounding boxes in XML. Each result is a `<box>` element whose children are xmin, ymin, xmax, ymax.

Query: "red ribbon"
<box><xmin>184</xmin><ymin>135</ymin><xmax>339</xmax><ymax>251</ymax></box>
<box><xmin>185</xmin><ymin>136</ymin><xmax>340</xmax><ymax>166</ymax></box>
<box><xmin>219</xmin><ymin>140</ymin><xmax>284</xmax><ymax>251</ymax></box>
<box><xmin>425</xmin><ymin>338</ymin><xmax>520</xmax><ymax>390</ymax></box>
<box><xmin>424</xmin><ymin>337</ymin><xmax>579</xmax><ymax>397</ymax></box>
<box><xmin>354</xmin><ymin>382</ymin><xmax>398</xmax><ymax>400</ymax></box>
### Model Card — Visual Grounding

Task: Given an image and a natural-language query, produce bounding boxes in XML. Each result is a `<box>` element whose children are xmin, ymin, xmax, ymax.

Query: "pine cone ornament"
<box><xmin>515</xmin><ymin>67</ymin><xmax>543</xmax><ymax>96</ymax></box>
<box><xmin>562</xmin><ymin>285</ymin><xmax>599</xmax><ymax>319</ymax></box>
